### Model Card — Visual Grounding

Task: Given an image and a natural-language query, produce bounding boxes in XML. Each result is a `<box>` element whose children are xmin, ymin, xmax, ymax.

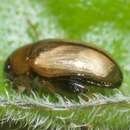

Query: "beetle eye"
<box><xmin>4</xmin><ymin>59</ymin><xmax>11</xmax><ymax>73</ymax></box>
<box><xmin>7</xmin><ymin>65</ymin><xmax>11</xmax><ymax>69</ymax></box>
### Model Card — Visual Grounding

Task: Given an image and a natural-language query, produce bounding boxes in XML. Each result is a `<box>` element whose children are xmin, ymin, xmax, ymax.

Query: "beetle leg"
<box><xmin>12</xmin><ymin>75</ymin><xmax>32</xmax><ymax>93</ymax></box>
<box><xmin>30</xmin><ymin>76</ymin><xmax>57</xmax><ymax>94</ymax></box>
<box><xmin>41</xmin><ymin>79</ymin><xmax>57</xmax><ymax>93</ymax></box>
<box><xmin>52</xmin><ymin>76</ymin><xmax>87</xmax><ymax>93</ymax></box>
<box><xmin>68</xmin><ymin>78</ymin><xmax>87</xmax><ymax>93</ymax></box>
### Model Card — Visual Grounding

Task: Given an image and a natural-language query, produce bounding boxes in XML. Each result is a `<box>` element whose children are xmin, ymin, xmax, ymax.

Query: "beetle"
<box><xmin>4</xmin><ymin>39</ymin><xmax>123</xmax><ymax>93</ymax></box>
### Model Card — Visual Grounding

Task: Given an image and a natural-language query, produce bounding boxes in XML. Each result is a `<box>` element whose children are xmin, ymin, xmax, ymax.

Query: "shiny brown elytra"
<box><xmin>4</xmin><ymin>39</ymin><xmax>123</xmax><ymax>93</ymax></box>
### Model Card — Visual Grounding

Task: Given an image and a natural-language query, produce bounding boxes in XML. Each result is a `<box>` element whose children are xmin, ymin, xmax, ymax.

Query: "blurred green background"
<box><xmin>0</xmin><ymin>0</ymin><xmax>130</xmax><ymax>129</ymax></box>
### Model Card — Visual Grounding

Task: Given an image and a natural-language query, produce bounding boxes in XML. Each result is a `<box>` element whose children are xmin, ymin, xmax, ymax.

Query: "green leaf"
<box><xmin>0</xmin><ymin>0</ymin><xmax>130</xmax><ymax>129</ymax></box>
